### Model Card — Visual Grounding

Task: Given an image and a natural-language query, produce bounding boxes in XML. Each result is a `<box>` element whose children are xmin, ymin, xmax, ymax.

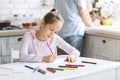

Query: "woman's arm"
<box><xmin>78</xmin><ymin>5</ymin><xmax>94</xmax><ymax>27</ymax></box>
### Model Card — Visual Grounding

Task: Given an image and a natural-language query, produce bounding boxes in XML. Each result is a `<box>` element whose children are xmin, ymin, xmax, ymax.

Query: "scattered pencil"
<box><xmin>59</xmin><ymin>68</ymin><xmax>76</xmax><ymax>70</ymax></box>
<box><xmin>65</xmin><ymin>64</ymin><xmax>85</xmax><ymax>67</ymax></box>
<box><xmin>47</xmin><ymin>68</ymin><xmax>56</xmax><ymax>73</ymax></box>
<box><xmin>38</xmin><ymin>68</ymin><xmax>46</xmax><ymax>73</ymax></box>
<box><xmin>25</xmin><ymin>65</ymin><xmax>46</xmax><ymax>75</ymax></box>
<box><xmin>37</xmin><ymin>69</ymin><xmax>46</xmax><ymax>74</ymax></box>
<box><xmin>25</xmin><ymin>65</ymin><xmax>34</xmax><ymax>70</ymax></box>
<box><xmin>47</xmin><ymin>67</ymin><xmax>64</xmax><ymax>71</ymax></box>
<box><xmin>81</xmin><ymin>61</ymin><xmax>97</xmax><ymax>64</ymax></box>
<box><xmin>58</xmin><ymin>65</ymin><xmax>78</xmax><ymax>68</ymax></box>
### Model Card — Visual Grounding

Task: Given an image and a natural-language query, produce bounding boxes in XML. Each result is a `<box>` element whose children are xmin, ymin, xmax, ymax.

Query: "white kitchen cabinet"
<box><xmin>116</xmin><ymin>68</ymin><xmax>120</xmax><ymax>80</ymax></box>
<box><xmin>116</xmin><ymin>41</ymin><xmax>120</xmax><ymax>61</ymax></box>
<box><xmin>0</xmin><ymin>36</ymin><xmax>22</xmax><ymax>64</ymax></box>
<box><xmin>0</xmin><ymin>37</ymin><xmax>2</xmax><ymax>64</ymax></box>
<box><xmin>83</xmin><ymin>34</ymin><xmax>120</xmax><ymax>61</ymax></box>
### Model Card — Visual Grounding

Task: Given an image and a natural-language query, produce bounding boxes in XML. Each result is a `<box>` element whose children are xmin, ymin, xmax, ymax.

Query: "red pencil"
<box><xmin>38</xmin><ymin>68</ymin><xmax>46</xmax><ymax>73</ymax></box>
<box><xmin>65</xmin><ymin>64</ymin><xmax>85</xmax><ymax>67</ymax></box>
<box><xmin>47</xmin><ymin>68</ymin><xmax>56</xmax><ymax>73</ymax></box>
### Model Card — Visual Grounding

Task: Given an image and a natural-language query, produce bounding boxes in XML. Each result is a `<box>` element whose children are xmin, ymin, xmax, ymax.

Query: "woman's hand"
<box><xmin>42</xmin><ymin>54</ymin><xmax>56</xmax><ymax>62</ymax></box>
<box><xmin>64</xmin><ymin>54</ymin><xmax>76</xmax><ymax>62</ymax></box>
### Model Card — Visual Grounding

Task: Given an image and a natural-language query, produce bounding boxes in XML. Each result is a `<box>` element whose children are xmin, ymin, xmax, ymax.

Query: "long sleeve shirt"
<box><xmin>20</xmin><ymin>30</ymin><xmax>80</xmax><ymax>62</ymax></box>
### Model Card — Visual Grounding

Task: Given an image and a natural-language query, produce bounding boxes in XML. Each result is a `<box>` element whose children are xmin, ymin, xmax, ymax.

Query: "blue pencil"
<box><xmin>25</xmin><ymin>65</ymin><xmax>46</xmax><ymax>75</ymax></box>
<box><xmin>38</xmin><ymin>69</ymin><xmax>46</xmax><ymax>74</ymax></box>
<box><xmin>58</xmin><ymin>66</ymin><xmax>78</xmax><ymax>68</ymax></box>
<box><xmin>25</xmin><ymin>65</ymin><xmax>34</xmax><ymax>69</ymax></box>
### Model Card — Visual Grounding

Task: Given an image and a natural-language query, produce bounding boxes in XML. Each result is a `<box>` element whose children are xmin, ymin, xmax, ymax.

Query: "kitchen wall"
<box><xmin>0</xmin><ymin>0</ymin><xmax>54</xmax><ymax>26</ymax></box>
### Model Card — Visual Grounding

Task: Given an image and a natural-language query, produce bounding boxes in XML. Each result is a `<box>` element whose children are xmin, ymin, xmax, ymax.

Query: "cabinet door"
<box><xmin>1</xmin><ymin>36</ymin><xmax>22</xmax><ymax>64</ymax></box>
<box><xmin>0</xmin><ymin>38</ymin><xmax>2</xmax><ymax>64</ymax></box>
<box><xmin>83</xmin><ymin>35</ymin><xmax>94</xmax><ymax>57</ymax></box>
<box><xmin>8</xmin><ymin>36</ymin><xmax>22</xmax><ymax>50</ymax></box>
<box><xmin>116</xmin><ymin>68</ymin><xmax>120</xmax><ymax>80</ymax></box>
<box><xmin>92</xmin><ymin>36</ymin><xmax>117</xmax><ymax>60</ymax></box>
<box><xmin>116</xmin><ymin>41</ymin><xmax>120</xmax><ymax>61</ymax></box>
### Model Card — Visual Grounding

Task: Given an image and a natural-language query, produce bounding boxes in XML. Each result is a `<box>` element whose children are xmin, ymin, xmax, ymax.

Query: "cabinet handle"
<box><xmin>17</xmin><ymin>37</ymin><xmax>23</xmax><ymax>41</ymax></box>
<box><xmin>102</xmin><ymin>40</ymin><xmax>106</xmax><ymax>43</ymax></box>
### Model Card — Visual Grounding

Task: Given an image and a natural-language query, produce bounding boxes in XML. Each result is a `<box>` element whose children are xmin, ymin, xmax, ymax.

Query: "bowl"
<box><xmin>0</xmin><ymin>20</ymin><xmax>11</xmax><ymax>28</ymax></box>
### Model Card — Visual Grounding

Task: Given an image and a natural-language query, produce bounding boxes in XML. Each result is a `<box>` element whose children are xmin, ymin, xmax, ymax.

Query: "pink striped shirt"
<box><xmin>20</xmin><ymin>30</ymin><xmax>80</xmax><ymax>62</ymax></box>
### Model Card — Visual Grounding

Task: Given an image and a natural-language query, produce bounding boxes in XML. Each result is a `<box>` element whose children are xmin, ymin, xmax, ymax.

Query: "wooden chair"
<box><xmin>10</xmin><ymin>48</ymin><xmax>19</xmax><ymax>63</ymax></box>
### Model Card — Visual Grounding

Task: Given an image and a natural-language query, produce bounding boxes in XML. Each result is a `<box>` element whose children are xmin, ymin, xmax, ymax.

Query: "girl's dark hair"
<box><xmin>43</xmin><ymin>8</ymin><xmax>63</xmax><ymax>24</ymax></box>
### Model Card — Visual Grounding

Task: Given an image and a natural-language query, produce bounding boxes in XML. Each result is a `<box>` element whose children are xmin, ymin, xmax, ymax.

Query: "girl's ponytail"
<box><xmin>43</xmin><ymin>8</ymin><xmax>63</xmax><ymax>24</ymax></box>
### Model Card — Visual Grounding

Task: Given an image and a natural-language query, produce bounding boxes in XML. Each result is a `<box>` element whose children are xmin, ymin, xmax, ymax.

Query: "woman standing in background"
<box><xmin>54</xmin><ymin>0</ymin><xmax>94</xmax><ymax>55</ymax></box>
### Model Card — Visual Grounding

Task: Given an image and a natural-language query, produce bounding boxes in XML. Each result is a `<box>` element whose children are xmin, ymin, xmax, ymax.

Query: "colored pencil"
<box><xmin>37</xmin><ymin>69</ymin><xmax>46</xmax><ymax>74</ymax></box>
<box><xmin>60</xmin><ymin>68</ymin><xmax>76</xmax><ymax>70</ymax></box>
<box><xmin>25</xmin><ymin>65</ymin><xmax>46</xmax><ymax>75</ymax></box>
<box><xmin>58</xmin><ymin>65</ymin><xmax>78</xmax><ymax>68</ymax></box>
<box><xmin>47</xmin><ymin>42</ymin><xmax>54</xmax><ymax>55</ymax></box>
<box><xmin>47</xmin><ymin>67</ymin><xmax>64</xmax><ymax>71</ymax></box>
<box><xmin>65</xmin><ymin>64</ymin><xmax>85</xmax><ymax>67</ymax></box>
<box><xmin>25</xmin><ymin>65</ymin><xmax>34</xmax><ymax>70</ymax></box>
<box><xmin>47</xmin><ymin>68</ymin><xmax>56</xmax><ymax>73</ymax></box>
<box><xmin>81</xmin><ymin>61</ymin><xmax>97</xmax><ymax>64</ymax></box>
<box><xmin>38</xmin><ymin>68</ymin><xmax>46</xmax><ymax>73</ymax></box>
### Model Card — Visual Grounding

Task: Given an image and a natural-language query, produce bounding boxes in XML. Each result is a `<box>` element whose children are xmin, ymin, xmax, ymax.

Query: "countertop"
<box><xmin>85</xmin><ymin>26</ymin><xmax>120</xmax><ymax>40</ymax></box>
<box><xmin>0</xmin><ymin>28</ymin><xmax>39</xmax><ymax>37</ymax></box>
<box><xmin>0</xmin><ymin>25</ymin><xmax>39</xmax><ymax>37</ymax></box>
<box><xmin>0</xmin><ymin>29</ymin><xmax>27</xmax><ymax>37</ymax></box>
<box><xmin>0</xmin><ymin>26</ymin><xmax>120</xmax><ymax>40</ymax></box>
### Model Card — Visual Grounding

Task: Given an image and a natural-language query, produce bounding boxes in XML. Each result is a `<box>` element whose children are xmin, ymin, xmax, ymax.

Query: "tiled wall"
<box><xmin>0</xmin><ymin>0</ymin><xmax>54</xmax><ymax>23</ymax></box>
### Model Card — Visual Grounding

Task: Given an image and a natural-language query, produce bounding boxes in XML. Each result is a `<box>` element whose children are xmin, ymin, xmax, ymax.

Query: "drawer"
<box><xmin>8</xmin><ymin>36</ymin><xmax>22</xmax><ymax>45</ymax></box>
<box><xmin>92</xmin><ymin>36</ymin><xmax>117</xmax><ymax>60</ymax></box>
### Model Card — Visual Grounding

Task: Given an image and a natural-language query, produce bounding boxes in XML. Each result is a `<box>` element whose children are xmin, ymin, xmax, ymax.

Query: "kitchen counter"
<box><xmin>0</xmin><ymin>26</ymin><xmax>120</xmax><ymax>39</ymax></box>
<box><xmin>85</xmin><ymin>26</ymin><xmax>120</xmax><ymax>40</ymax></box>
<box><xmin>0</xmin><ymin>29</ymin><xmax>27</xmax><ymax>37</ymax></box>
<box><xmin>0</xmin><ymin>28</ymin><xmax>39</xmax><ymax>37</ymax></box>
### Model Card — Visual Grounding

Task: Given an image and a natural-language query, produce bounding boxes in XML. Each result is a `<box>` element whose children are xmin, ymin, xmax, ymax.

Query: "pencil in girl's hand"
<box><xmin>47</xmin><ymin>42</ymin><xmax>54</xmax><ymax>55</ymax></box>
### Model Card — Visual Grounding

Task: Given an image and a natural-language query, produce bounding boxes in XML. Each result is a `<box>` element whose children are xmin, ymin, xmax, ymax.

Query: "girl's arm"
<box><xmin>55</xmin><ymin>35</ymin><xmax>80</xmax><ymax>58</ymax></box>
<box><xmin>19</xmin><ymin>31</ymin><xmax>43</xmax><ymax>62</ymax></box>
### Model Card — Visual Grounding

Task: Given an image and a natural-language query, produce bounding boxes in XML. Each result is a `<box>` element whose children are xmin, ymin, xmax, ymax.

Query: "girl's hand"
<box><xmin>64</xmin><ymin>54</ymin><xmax>76</xmax><ymax>62</ymax></box>
<box><xmin>42</xmin><ymin>54</ymin><xmax>56</xmax><ymax>62</ymax></box>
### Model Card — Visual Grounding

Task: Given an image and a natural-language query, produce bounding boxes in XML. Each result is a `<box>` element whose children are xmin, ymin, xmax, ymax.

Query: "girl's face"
<box><xmin>40</xmin><ymin>20</ymin><xmax>62</xmax><ymax>40</ymax></box>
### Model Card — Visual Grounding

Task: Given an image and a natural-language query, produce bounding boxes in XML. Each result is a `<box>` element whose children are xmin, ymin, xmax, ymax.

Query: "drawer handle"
<box><xmin>102</xmin><ymin>40</ymin><xmax>106</xmax><ymax>43</ymax></box>
<box><xmin>17</xmin><ymin>37</ymin><xmax>23</xmax><ymax>41</ymax></box>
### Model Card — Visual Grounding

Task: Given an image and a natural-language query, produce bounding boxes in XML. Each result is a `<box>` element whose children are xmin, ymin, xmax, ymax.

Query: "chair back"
<box><xmin>10</xmin><ymin>48</ymin><xmax>19</xmax><ymax>63</ymax></box>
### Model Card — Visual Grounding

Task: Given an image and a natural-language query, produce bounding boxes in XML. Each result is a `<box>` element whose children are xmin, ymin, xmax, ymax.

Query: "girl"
<box><xmin>20</xmin><ymin>9</ymin><xmax>80</xmax><ymax>63</ymax></box>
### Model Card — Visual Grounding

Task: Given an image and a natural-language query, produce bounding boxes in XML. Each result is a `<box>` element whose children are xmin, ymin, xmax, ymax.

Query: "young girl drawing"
<box><xmin>20</xmin><ymin>9</ymin><xmax>80</xmax><ymax>63</ymax></box>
